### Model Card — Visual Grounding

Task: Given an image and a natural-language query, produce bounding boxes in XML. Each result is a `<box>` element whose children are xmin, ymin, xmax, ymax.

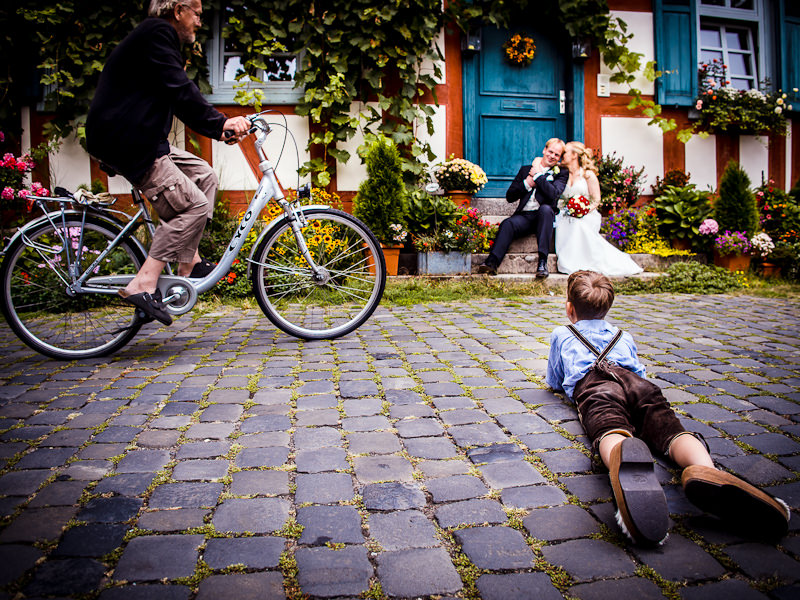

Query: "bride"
<box><xmin>555</xmin><ymin>141</ymin><xmax>643</xmax><ymax>276</ymax></box>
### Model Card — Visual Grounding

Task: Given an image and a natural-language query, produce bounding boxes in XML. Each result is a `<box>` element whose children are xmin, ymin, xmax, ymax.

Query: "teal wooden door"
<box><xmin>463</xmin><ymin>25</ymin><xmax>572</xmax><ymax>197</ymax></box>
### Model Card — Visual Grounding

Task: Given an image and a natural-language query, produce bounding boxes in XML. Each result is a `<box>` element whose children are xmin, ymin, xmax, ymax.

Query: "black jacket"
<box><xmin>86</xmin><ymin>18</ymin><xmax>227</xmax><ymax>182</ymax></box>
<box><xmin>506</xmin><ymin>164</ymin><xmax>568</xmax><ymax>215</ymax></box>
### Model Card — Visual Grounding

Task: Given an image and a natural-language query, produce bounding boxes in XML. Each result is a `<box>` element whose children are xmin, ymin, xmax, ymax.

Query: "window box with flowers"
<box><xmin>692</xmin><ymin>61</ymin><xmax>790</xmax><ymax>136</ymax></box>
<box><xmin>432</xmin><ymin>157</ymin><xmax>488</xmax><ymax>205</ymax></box>
<box><xmin>413</xmin><ymin>206</ymin><xmax>496</xmax><ymax>275</ymax></box>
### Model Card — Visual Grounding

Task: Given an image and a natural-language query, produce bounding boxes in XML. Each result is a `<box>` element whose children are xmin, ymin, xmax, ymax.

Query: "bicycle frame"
<box><xmin>88</xmin><ymin>117</ymin><xmax>329</xmax><ymax>316</ymax></box>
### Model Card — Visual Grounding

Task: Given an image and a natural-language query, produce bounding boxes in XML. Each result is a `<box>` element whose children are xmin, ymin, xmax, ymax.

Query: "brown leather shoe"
<box><xmin>682</xmin><ymin>465</ymin><xmax>790</xmax><ymax>541</ymax></box>
<box><xmin>608</xmin><ymin>437</ymin><xmax>669</xmax><ymax>546</ymax></box>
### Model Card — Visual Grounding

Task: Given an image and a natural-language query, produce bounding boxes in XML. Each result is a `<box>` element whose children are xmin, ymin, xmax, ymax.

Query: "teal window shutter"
<box><xmin>780</xmin><ymin>0</ymin><xmax>800</xmax><ymax>110</ymax></box>
<box><xmin>653</xmin><ymin>0</ymin><xmax>697</xmax><ymax>106</ymax></box>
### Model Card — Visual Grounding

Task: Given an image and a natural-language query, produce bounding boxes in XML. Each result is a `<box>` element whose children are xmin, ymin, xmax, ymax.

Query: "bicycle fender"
<box><xmin>1</xmin><ymin>210</ymin><xmax>146</xmax><ymax>259</ymax></box>
<box><xmin>246</xmin><ymin>204</ymin><xmax>330</xmax><ymax>277</ymax></box>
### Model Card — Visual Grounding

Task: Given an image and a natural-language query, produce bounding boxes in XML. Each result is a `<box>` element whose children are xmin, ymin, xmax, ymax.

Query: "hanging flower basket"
<box><xmin>502</xmin><ymin>34</ymin><xmax>536</xmax><ymax>67</ymax></box>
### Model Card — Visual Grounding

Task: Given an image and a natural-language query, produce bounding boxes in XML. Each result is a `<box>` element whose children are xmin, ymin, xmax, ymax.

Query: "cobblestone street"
<box><xmin>0</xmin><ymin>293</ymin><xmax>799</xmax><ymax>599</ymax></box>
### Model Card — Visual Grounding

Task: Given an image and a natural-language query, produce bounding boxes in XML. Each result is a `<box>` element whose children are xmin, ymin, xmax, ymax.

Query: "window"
<box><xmin>653</xmin><ymin>0</ymin><xmax>791</xmax><ymax>106</ymax></box>
<box><xmin>697</xmin><ymin>0</ymin><xmax>768</xmax><ymax>91</ymax></box>
<box><xmin>699</xmin><ymin>23</ymin><xmax>756</xmax><ymax>89</ymax></box>
<box><xmin>205</xmin><ymin>7</ymin><xmax>301</xmax><ymax>104</ymax></box>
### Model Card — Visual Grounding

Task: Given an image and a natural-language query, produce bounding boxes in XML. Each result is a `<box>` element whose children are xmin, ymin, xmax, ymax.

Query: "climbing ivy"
<box><xmin>223</xmin><ymin>0</ymin><xmax>443</xmax><ymax>186</ymax></box>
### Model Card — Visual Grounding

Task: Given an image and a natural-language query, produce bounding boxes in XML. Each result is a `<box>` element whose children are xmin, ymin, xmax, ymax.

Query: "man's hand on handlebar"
<box><xmin>222</xmin><ymin>116</ymin><xmax>251</xmax><ymax>144</ymax></box>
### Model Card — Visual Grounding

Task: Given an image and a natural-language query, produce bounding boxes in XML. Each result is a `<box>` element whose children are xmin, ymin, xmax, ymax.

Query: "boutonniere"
<box><xmin>552</xmin><ymin>166</ymin><xmax>560</xmax><ymax>175</ymax></box>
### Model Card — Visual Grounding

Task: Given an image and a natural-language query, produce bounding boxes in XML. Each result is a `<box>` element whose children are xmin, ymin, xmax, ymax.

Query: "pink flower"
<box><xmin>1</xmin><ymin>187</ymin><xmax>13</xmax><ymax>200</ymax></box>
<box><xmin>0</xmin><ymin>132</ymin><xmax>4</xmax><ymax>142</ymax></box>
<box><xmin>624</xmin><ymin>178</ymin><xmax>632</xmax><ymax>185</ymax></box>
<box><xmin>699</xmin><ymin>218</ymin><xmax>719</xmax><ymax>235</ymax></box>
<box><xmin>17</xmin><ymin>189</ymin><xmax>30</xmax><ymax>199</ymax></box>
<box><xmin>695</xmin><ymin>100</ymin><xmax>703</xmax><ymax>110</ymax></box>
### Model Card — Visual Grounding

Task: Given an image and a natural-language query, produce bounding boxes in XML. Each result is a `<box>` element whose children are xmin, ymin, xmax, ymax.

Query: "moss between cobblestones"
<box><xmin>279</xmin><ymin>551</ymin><xmax>303</xmax><ymax>600</ymax></box>
<box><xmin>635</xmin><ymin>564</ymin><xmax>681</xmax><ymax>600</ymax></box>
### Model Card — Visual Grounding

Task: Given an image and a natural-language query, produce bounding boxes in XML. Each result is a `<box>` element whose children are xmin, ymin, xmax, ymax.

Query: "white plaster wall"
<box><xmin>420</xmin><ymin>29</ymin><xmax>445</xmax><ymax>86</ymax></box>
<box><xmin>48</xmin><ymin>131</ymin><xmax>91</xmax><ymax>192</ymax></box>
<box><xmin>214</xmin><ymin>113</ymin><xmax>310</xmax><ymax>191</ymax></box>
<box><xmin>601</xmin><ymin>116</ymin><xmax>663</xmax><ymax>193</ymax></box>
<box><xmin>415</xmin><ymin>105</ymin><xmax>447</xmax><ymax>169</ymax></box>
<box><xmin>603</xmin><ymin>11</ymin><xmax>655</xmax><ymax>96</ymax></box>
<box><xmin>336</xmin><ymin>102</ymin><xmax>380</xmax><ymax>192</ymax></box>
<box><xmin>739</xmin><ymin>135</ymin><xmax>770</xmax><ymax>187</ymax></box>
<box><xmin>20</xmin><ymin>107</ymin><xmax>31</xmax><ymax>156</ymax></box>
<box><xmin>684</xmin><ymin>134</ymin><xmax>717</xmax><ymax>191</ymax></box>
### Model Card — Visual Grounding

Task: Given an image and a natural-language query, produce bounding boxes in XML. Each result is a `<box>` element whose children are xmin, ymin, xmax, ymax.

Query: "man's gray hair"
<box><xmin>148</xmin><ymin>0</ymin><xmax>184</xmax><ymax>18</ymax></box>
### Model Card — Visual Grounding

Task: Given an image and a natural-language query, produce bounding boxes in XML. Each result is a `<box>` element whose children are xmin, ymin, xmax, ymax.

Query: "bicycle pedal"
<box><xmin>135</xmin><ymin>310</ymin><xmax>155</xmax><ymax>324</ymax></box>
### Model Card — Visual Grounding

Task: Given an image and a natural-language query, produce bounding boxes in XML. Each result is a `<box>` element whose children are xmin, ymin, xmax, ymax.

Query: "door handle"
<box><xmin>560</xmin><ymin>90</ymin><xmax>566</xmax><ymax>114</ymax></box>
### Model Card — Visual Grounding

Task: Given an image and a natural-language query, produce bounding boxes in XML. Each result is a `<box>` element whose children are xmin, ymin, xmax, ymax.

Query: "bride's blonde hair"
<box><xmin>567</xmin><ymin>141</ymin><xmax>597</xmax><ymax>174</ymax></box>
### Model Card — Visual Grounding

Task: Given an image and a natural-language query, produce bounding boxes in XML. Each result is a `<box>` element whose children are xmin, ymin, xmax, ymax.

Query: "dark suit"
<box><xmin>487</xmin><ymin>164</ymin><xmax>569</xmax><ymax>267</ymax></box>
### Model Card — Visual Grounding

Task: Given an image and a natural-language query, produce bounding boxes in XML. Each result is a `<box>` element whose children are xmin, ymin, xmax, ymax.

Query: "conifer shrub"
<box><xmin>353</xmin><ymin>137</ymin><xmax>408</xmax><ymax>245</ymax></box>
<box><xmin>715</xmin><ymin>161</ymin><xmax>759</xmax><ymax>235</ymax></box>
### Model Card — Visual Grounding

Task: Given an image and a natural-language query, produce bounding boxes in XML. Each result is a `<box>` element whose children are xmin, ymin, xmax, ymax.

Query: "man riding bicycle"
<box><xmin>86</xmin><ymin>0</ymin><xmax>249</xmax><ymax>325</ymax></box>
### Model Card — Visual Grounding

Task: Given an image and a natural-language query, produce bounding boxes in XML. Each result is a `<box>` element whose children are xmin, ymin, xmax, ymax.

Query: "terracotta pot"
<box><xmin>446</xmin><ymin>190</ymin><xmax>472</xmax><ymax>207</ymax></box>
<box><xmin>713</xmin><ymin>251</ymin><xmax>751</xmax><ymax>272</ymax></box>
<box><xmin>380</xmin><ymin>244</ymin><xmax>402</xmax><ymax>277</ymax></box>
<box><xmin>671</xmin><ymin>237</ymin><xmax>692</xmax><ymax>251</ymax></box>
<box><xmin>760</xmin><ymin>261</ymin><xmax>780</xmax><ymax>278</ymax></box>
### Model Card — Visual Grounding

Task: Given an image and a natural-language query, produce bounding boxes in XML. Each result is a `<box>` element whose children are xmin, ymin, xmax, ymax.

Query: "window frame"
<box><xmin>698</xmin><ymin>21</ymin><xmax>757</xmax><ymax>90</ymax></box>
<box><xmin>204</xmin><ymin>9</ymin><xmax>302</xmax><ymax>105</ymax></box>
<box><xmin>696</xmin><ymin>0</ymin><xmax>773</xmax><ymax>93</ymax></box>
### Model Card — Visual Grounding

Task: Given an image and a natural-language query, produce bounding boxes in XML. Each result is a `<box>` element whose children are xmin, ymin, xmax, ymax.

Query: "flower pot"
<box><xmin>713</xmin><ymin>251</ymin><xmax>751</xmax><ymax>273</ymax></box>
<box><xmin>380</xmin><ymin>244</ymin><xmax>403</xmax><ymax>277</ymax></box>
<box><xmin>760</xmin><ymin>261</ymin><xmax>780</xmax><ymax>278</ymax></box>
<box><xmin>446</xmin><ymin>191</ymin><xmax>472</xmax><ymax>207</ymax></box>
<box><xmin>418</xmin><ymin>251</ymin><xmax>471</xmax><ymax>275</ymax></box>
<box><xmin>670</xmin><ymin>238</ymin><xmax>691</xmax><ymax>251</ymax></box>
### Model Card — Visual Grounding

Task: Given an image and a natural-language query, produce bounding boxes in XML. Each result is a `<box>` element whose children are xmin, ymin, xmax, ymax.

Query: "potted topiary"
<box><xmin>715</xmin><ymin>161</ymin><xmax>759</xmax><ymax>235</ymax></box>
<box><xmin>353</xmin><ymin>136</ymin><xmax>409</xmax><ymax>276</ymax></box>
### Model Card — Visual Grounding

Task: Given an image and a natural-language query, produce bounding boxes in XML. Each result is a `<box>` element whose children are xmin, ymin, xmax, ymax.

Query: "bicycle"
<box><xmin>0</xmin><ymin>113</ymin><xmax>386</xmax><ymax>360</ymax></box>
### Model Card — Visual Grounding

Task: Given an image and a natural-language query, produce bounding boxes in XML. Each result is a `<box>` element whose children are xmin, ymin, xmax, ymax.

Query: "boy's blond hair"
<box><xmin>567</xmin><ymin>270</ymin><xmax>615</xmax><ymax>320</ymax></box>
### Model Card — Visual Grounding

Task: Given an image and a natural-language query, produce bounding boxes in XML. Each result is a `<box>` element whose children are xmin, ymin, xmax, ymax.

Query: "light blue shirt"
<box><xmin>546</xmin><ymin>319</ymin><xmax>646</xmax><ymax>400</ymax></box>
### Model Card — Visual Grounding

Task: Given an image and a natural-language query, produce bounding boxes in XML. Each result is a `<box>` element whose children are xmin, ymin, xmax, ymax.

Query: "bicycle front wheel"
<box><xmin>0</xmin><ymin>216</ymin><xmax>147</xmax><ymax>359</ymax></box>
<box><xmin>251</xmin><ymin>208</ymin><xmax>386</xmax><ymax>339</ymax></box>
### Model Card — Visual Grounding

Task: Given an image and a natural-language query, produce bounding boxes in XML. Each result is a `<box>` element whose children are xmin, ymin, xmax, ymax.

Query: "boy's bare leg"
<box><xmin>598</xmin><ymin>432</ymin><xmax>628</xmax><ymax>468</ymax></box>
<box><xmin>667</xmin><ymin>433</ymin><xmax>714</xmax><ymax>468</ymax></box>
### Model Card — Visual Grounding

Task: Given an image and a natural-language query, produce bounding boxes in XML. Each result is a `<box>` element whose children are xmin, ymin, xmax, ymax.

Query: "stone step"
<box><xmin>471</xmin><ymin>197</ymin><xmax>515</xmax><ymax>217</ymax></box>
<box><xmin>472</xmin><ymin>253</ymin><xmax>557</xmax><ymax>274</ymax></box>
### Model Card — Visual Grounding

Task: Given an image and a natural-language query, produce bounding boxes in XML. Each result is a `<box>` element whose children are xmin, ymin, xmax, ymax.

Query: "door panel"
<box><xmin>464</xmin><ymin>24</ymin><xmax>570</xmax><ymax>197</ymax></box>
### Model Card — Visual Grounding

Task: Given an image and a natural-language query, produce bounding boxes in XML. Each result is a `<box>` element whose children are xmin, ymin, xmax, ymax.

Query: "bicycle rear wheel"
<box><xmin>0</xmin><ymin>216</ymin><xmax>146</xmax><ymax>359</ymax></box>
<box><xmin>250</xmin><ymin>208</ymin><xmax>386</xmax><ymax>339</ymax></box>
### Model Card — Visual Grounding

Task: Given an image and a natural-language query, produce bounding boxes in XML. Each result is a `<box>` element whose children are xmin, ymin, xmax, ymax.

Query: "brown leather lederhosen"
<box><xmin>567</xmin><ymin>325</ymin><xmax>687</xmax><ymax>456</ymax></box>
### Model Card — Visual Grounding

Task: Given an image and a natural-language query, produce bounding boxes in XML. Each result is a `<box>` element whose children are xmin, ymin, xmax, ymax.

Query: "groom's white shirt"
<box><xmin>522</xmin><ymin>167</ymin><xmax>557</xmax><ymax>212</ymax></box>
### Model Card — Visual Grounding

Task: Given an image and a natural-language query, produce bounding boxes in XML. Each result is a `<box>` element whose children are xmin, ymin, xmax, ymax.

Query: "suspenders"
<box><xmin>566</xmin><ymin>325</ymin><xmax>624</xmax><ymax>368</ymax></box>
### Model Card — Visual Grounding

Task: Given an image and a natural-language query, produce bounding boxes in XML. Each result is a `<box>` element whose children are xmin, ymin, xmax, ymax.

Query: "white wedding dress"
<box><xmin>555</xmin><ymin>172</ymin><xmax>643</xmax><ymax>276</ymax></box>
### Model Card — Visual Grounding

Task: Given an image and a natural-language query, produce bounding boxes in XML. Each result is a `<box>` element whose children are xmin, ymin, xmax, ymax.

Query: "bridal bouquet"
<box><xmin>565</xmin><ymin>194</ymin><xmax>591</xmax><ymax>218</ymax></box>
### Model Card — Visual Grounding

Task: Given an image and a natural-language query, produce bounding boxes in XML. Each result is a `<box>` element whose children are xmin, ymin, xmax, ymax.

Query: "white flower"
<box><xmin>777</xmin><ymin>97</ymin><xmax>784</xmax><ymax>105</ymax></box>
<box><xmin>775</xmin><ymin>106</ymin><xmax>783</xmax><ymax>114</ymax></box>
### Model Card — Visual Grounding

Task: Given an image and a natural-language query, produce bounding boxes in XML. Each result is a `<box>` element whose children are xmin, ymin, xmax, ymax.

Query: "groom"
<box><xmin>478</xmin><ymin>138</ymin><xmax>568</xmax><ymax>278</ymax></box>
